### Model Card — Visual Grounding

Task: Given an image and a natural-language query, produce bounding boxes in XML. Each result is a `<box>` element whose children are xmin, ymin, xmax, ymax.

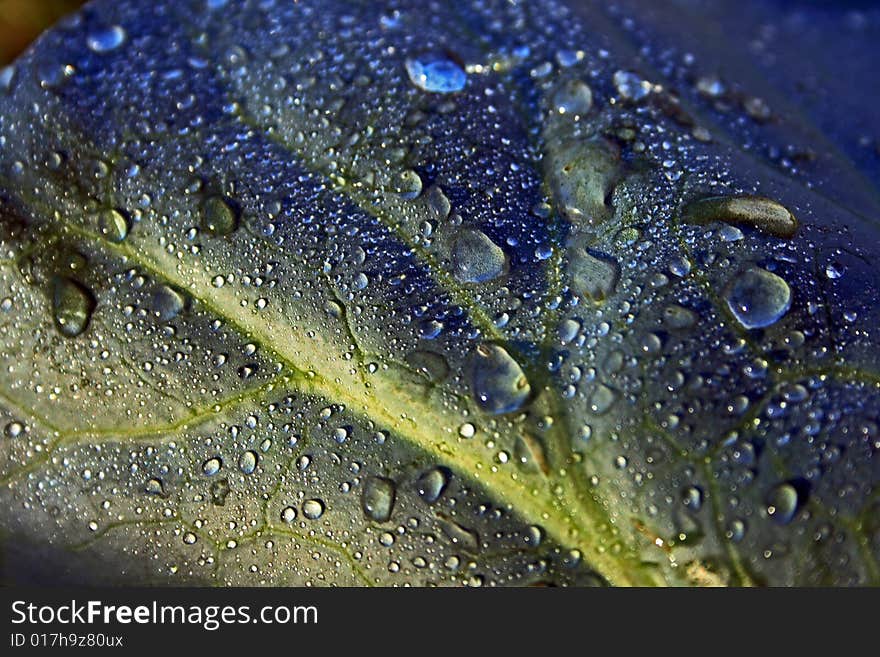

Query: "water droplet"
<box><xmin>362</xmin><ymin>476</ymin><xmax>396</xmax><ymax>522</ymax></box>
<box><xmin>569</xmin><ymin>248</ymin><xmax>619</xmax><ymax>302</ymax></box>
<box><xmin>766</xmin><ymin>482</ymin><xmax>800</xmax><ymax>525</ymax></box>
<box><xmin>682</xmin><ymin>486</ymin><xmax>703</xmax><ymax>512</ymax></box>
<box><xmin>552</xmin><ymin>79</ymin><xmax>593</xmax><ymax>116</ymax></box>
<box><xmin>451</xmin><ymin>229</ymin><xmax>507</xmax><ymax>283</ymax></box>
<box><xmin>417</xmin><ymin>467</ymin><xmax>449</xmax><ymax>503</ymax></box>
<box><xmin>405</xmin><ymin>55</ymin><xmax>466</xmax><ymax>93</ymax></box>
<box><xmin>145</xmin><ymin>478</ymin><xmax>165</xmax><ymax>496</ymax></box>
<box><xmin>684</xmin><ymin>196</ymin><xmax>797</xmax><ymax>238</ymax></box>
<box><xmin>302</xmin><ymin>499</ymin><xmax>325</xmax><ymax>520</ymax></box>
<box><xmin>52</xmin><ymin>276</ymin><xmax>96</xmax><ymax>338</ymax></box>
<box><xmin>201</xmin><ymin>195</ymin><xmax>239</xmax><ymax>236</ymax></box>
<box><xmin>458</xmin><ymin>422</ymin><xmax>476</xmax><ymax>438</ymax></box>
<box><xmin>202</xmin><ymin>457</ymin><xmax>222</xmax><ymax>476</ymax></box>
<box><xmin>393</xmin><ymin>169</ymin><xmax>422</xmax><ymax>199</ymax></box>
<box><xmin>86</xmin><ymin>26</ymin><xmax>127</xmax><ymax>54</ymax></box>
<box><xmin>239</xmin><ymin>450</ymin><xmax>258</xmax><ymax>474</ymax></box>
<box><xmin>470</xmin><ymin>344</ymin><xmax>531</xmax><ymax>414</ymax></box>
<box><xmin>95</xmin><ymin>208</ymin><xmax>128</xmax><ymax>242</ymax></box>
<box><xmin>589</xmin><ymin>383</ymin><xmax>617</xmax><ymax>415</ymax></box>
<box><xmin>152</xmin><ymin>284</ymin><xmax>186</xmax><ymax>321</ymax></box>
<box><xmin>281</xmin><ymin>506</ymin><xmax>297</xmax><ymax>523</ymax></box>
<box><xmin>724</xmin><ymin>267</ymin><xmax>791</xmax><ymax>329</ymax></box>
<box><xmin>4</xmin><ymin>422</ymin><xmax>23</xmax><ymax>438</ymax></box>
<box><xmin>613</xmin><ymin>70</ymin><xmax>651</xmax><ymax>100</ymax></box>
<box><xmin>438</xmin><ymin>515</ymin><xmax>480</xmax><ymax>552</ymax></box>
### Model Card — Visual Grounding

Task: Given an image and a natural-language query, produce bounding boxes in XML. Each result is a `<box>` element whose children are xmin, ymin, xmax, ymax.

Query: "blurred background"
<box><xmin>0</xmin><ymin>0</ymin><xmax>85</xmax><ymax>65</ymax></box>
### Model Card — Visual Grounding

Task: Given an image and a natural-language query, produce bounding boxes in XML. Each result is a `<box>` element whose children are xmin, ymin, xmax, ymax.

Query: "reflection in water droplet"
<box><xmin>451</xmin><ymin>229</ymin><xmax>507</xmax><ymax>283</ymax></box>
<box><xmin>417</xmin><ymin>467</ymin><xmax>449</xmax><ymax>503</ymax></box>
<box><xmin>362</xmin><ymin>476</ymin><xmax>396</xmax><ymax>522</ymax></box>
<box><xmin>303</xmin><ymin>499</ymin><xmax>325</xmax><ymax>520</ymax></box>
<box><xmin>724</xmin><ymin>267</ymin><xmax>791</xmax><ymax>329</ymax></box>
<box><xmin>405</xmin><ymin>56</ymin><xmax>466</xmax><ymax>93</ymax></box>
<box><xmin>87</xmin><ymin>26</ymin><xmax>127</xmax><ymax>54</ymax></box>
<box><xmin>52</xmin><ymin>277</ymin><xmax>96</xmax><ymax>338</ymax></box>
<box><xmin>470</xmin><ymin>344</ymin><xmax>531</xmax><ymax>414</ymax></box>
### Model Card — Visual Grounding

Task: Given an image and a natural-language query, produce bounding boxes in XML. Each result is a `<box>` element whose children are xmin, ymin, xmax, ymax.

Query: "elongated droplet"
<box><xmin>683</xmin><ymin>196</ymin><xmax>797</xmax><ymax>238</ymax></box>
<box><xmin>87</xmin><ymin>26</ymin><xmax>127</xmax><ymax>54</ymax></box>
<box><xmin>52</xmin><ymin>276</ymin><xmax>96</xmax><ymax>337</ymax></box>
<box><xmin>470</xmin><ymin>344</ymin><xmax>531</xmax><ymax>414</ymax></box>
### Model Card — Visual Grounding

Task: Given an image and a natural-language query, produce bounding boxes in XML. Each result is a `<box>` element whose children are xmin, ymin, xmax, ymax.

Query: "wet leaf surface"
<box><xmin>0</xmin><ymin>0</ymin><xmax>878</xmax><ymax>586</ymax></box>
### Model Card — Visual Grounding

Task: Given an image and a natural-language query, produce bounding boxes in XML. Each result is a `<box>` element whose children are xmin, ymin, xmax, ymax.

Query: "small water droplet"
<box><xmin>201</xmin><ymin>195</ymin><xmax>239</xmax><ymax>236</ymax></box>
<box><xmin>766</xmin><ymin>482</ymin><xmax>800</xmax><ymax>525</ymax></box>
<box><xmin>202</xmin><ymin>457</ymin><xmax>222</xmax><ymax>476</ymax></box>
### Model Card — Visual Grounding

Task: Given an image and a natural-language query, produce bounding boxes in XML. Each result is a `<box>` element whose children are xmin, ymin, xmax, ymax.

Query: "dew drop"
<box><xmin>51</xmin><ymin>276</ymin><xmax>96</xmax><ymax>338</ymax></box>
<box><xmin>417</xmin><ymin>467</ymin><xmax>449</xmax><ymax>503</ymax></box>
<box><xmin>302</xmin><ymin>499</ymin><xmax>325</xmax><ymax>520</ymax></box>
<box><xmin>470</xmin><ymin>344</ymin><xmax>531</xmax><ymax>414</ymax></box>
<box><xmin>766</xmin><ymin>482</ymin><xmax>800</xmax><ymax>525</ymax></box>
<box><xmin>239</xmin><ymin>450</ymin><xmax>258</xmax><ymax>474</ymax></box>
<box><xmin>152</xmin><ymin>284</ymin><xmax>186</xmax><ymax>321</ymax></box>
<box><xmin>202</xmin><ymin>457</ymin><xmax>222</xmax><ymax>476</ymax></box>
<box><xmin>201</xmin><ymin>195</ymin><xmax>239</xmax><ymax>236</ymax></box>
<box><xmin>405</xmin><ymin>55</ymin><xmax>466</xmax><ymax>93</ymax></box>
<box><xmin>451</xmin><ymin>229</ymin><xmax>507</xmax><ymax>283</ymax></box>
<box><xmin>724</xmin><ymin>267</ymin><xmax>791</xmax><ymax>329</ymax></box>
<box><xmin>95</xmin><ymin>208</ymin><xmax>128</xmax><ymax>242</ymax></box>
<box><xmin>86</xmin><ymin>26</ymin><xmax>127</xmax><ymax>54</ymax></box>
<box><xmin>281</xmin><ymin>506</ymin><xmax>297</xmax><ymax>523</ymax></box>
<box><xmin>362</xmin><ymin>476</ymin><xmax>396</xmax><ymax>522</ymax></box>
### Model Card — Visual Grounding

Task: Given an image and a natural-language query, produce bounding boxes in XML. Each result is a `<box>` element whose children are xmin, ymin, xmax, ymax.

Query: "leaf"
<box><xmin>0</xmin><ymin>0</ymin><xmax>878</xmax><ymax>586</ymax></box>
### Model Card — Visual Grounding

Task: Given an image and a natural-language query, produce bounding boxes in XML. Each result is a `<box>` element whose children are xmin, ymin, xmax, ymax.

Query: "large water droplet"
<box><xmin>201</xmin><ymin>195</ymin><xmax>239</xmax><ymax>236</ymax></box>
<box><xmin>362</xmin><ymin>476</ymin><xmax>396</xmax><ymax>522</ymax></box>
<box><xmin>405</xmin><ymin>55</ymin><xmax>466</xmax><ymax>93</ymax></box>
<box><xmin>51</xmin><ymin>276</ymin><xmax>96</xmax><ymax>337</ymax></box>
<box><xmin>239</xmin><ymin>450</ymin><xmax>258</xmax><ymax>474</ymax></box>
<box><xmin>470</xmin><ymin>344</ymin><xmax>531</xmax><ymax>414</ymax></box>
<box><xmin>417</xmin><ymin>467</ymin><xmax>449</xmax><ymax>503</ymax></box>
<box><xmin>570</xmin><ymin>248</ymin><xmax>619</xmax><ymax>302</ymax></box>
<box><xmin>152</xmin><ymin>284</ymin><xmax>186</xmax><ymax>321</ymax></box>
<box><xmin>451</xmin><ymin>229</ymin><xmax>507</xmax><ymax>283</ymax></box>
<box><xmin>95</xmin><ymin>208</ymin><xmax>128</xmax><ymax>242</ymax></box>
<box><xmin>302</xmin><ymin>499</ymin><xmax>325</xmax><ymax>520</ymax></box>
<box><xmin>552</xmin><ymin>79</ymin><xmax>593</xmax><ymax>116</ymax></box>
<box><xmin>86</xmin><ymin>26</ymin><xmax>127</xmax><ymax>54</ymax></box>
<box><xmin>766</xmin><ymin>482</ymin><xmax>800</xmax><ymax>525</ymax></box>
<box><xmin>724</xmin><ymin>267</ymin><xmax>791</xmax><ymax>329</ymax></box>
